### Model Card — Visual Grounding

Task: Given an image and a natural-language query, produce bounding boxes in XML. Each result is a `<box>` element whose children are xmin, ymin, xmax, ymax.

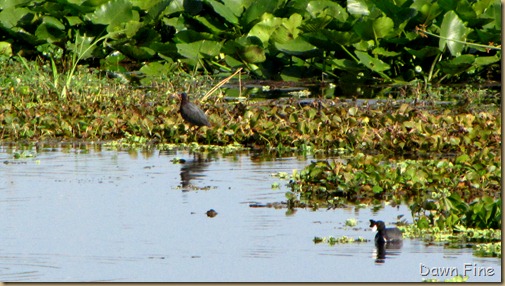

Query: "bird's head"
<box><xmin>179</xmin><ymin>92</ymin><xmax>189</xmax><ymax>101</ymax></box>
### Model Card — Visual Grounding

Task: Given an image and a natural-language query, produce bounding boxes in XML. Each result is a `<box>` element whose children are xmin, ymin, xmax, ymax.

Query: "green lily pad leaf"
<box><xmin>280</xmin><ymin>66</ymin><xmax>308</xmax><ymax>81</ymax></box>
<box><xmin>65</xmin><ymin>16</ymin><xmax>83</xmax><ymax>26</ymax></box>
<box><xmin>124</xmin><ymin>21</ymin><xmax>143</xmax><ymax>38</ymax></box>
<box><xmin>222</xmin><ymin>0</ymin><xmax>251</xmax><ymax>16</ymax></box>
<box><xmin>411</xmin><ymin>0</ymin><xmax>442</xmax><ymax>23</ymax></box>
<box><xmin>222</xmin><ymin>35</ymin><xmax>265</xmax><ymax>63</ymax></box>
<box><xmin>0</xmin><ymin>0</ymin><xmax>31</xmax><ymax>9</ymax></box>
<box><xmin>306</xmin><ymin>0</ymin><xmax>348</xmax><ymax>23</ymax></box>
<box><xmin>348</xmin><ymin>107</ymin><xmax>358</xmax><ymax>116</ymax></box>
<box><xmin>163</xmin><ymin>0</ymin><xmax>202</xmax><ymax>16</ymax></box>
<box><xmin>242</xmin><ymin>0</ymin><xmax>281</xmax><ymax>26</ymax></box>
<box><xmin>439</xmin><ymin>11</ymin><xmax>472</xmax><ymax>56</ymax></box>
<box><xmin>331</xmin><ymin>58</ymin><xmax>362</xmax><ymax>71</ymax></box>
<box><xmin>300</xmin><ymin>16</ymin><xmax>332</xmax><ymax>32</ymax></box>
<box><xmin>438</xmin><ymin>54</ymin><xmax>474</xmax><ymax>75</ymax></box>
<box><xmin>347</xmin><ymin>0</ymin><xmax>370</xmax><ymax>16</ymax></box>
<box><xmin>206</xmin><ymin>0</ymin><xmax>238</xmax><ymax>24</ymax></box>
<box><xmin>302</xmin><ymin>30</ymin><xmax>358</xmax><ymax>49</ymax></box>
<box><xmin>373</xmin><ymin>16</ymin><xmax>395</xmax><ymax>39</ymax></box>
<box><xmin>372</xmin><ymin>185</ymin><xmax>383</xmax><ymax>194</ymax></box>
<box><xmin>150</xmin><ymin>42</ymin><xmax>178</xmax><ymax>58</ymax></box>
<box><xmin>242</xmin><ymin>45</ymin><xmax>266</xmax><ymax>63</ymax></box>
<box><xmin>0</xmin><ymin>41</ymin><xmax>12</xmax><ymax>56</ymax></box>
<box><xmin>176</xmin><ymin>40</ymin><xmax>222</xmax><ymax>63</ymax></box>
<box><xmin>142</xmin><ymin>0</ymin><xmax>172</xmax><ymax>23</ymax></box>
<box><xmin>174</xmin><ymin>30</ymin><xmax>214</xmax><ymax>43</ymax></box>
<box><xmin>140</xmin><ymin>61</ymin><xmax>176</xmax><ymax>76</ymax></box>
<box><xmin>0</xmin><ymin>7</ymin><xmax>32</xmax><ymax>28</ymax></box>
<box><xmin>194</xmin><ymin>15</ymin><xmax>225</xmax><ymax>34</ymax></box>
<box><xmin>274</xmin><ymin>37</ymin><xmax>317</xmax><ymax>56</ymax></box>
<box><xmin>119</xmin><ymin>44</ymin><xmax>156</xmax><ymax>60</ymax></box>
<box><xmin>271</xmin><ymin>13</ymin><xmax>302</xmax><ymax>44</ymax></box>
<box><xmin>355</xmin><ymin>50</ymin><xmax>390</xmax><ymax>72</ymax></box>
<box><xmin>35</xmin><ymin>16</ymin><xmax>66</xmax><ymax>43</ymax></box>
<box><xmin>456</xmin><ymin>154</ymin><xmax>470</xmax><ymax>163</ymax></box>
<box><xmin>91</xmin><ymin>0</ymin><xmax>133</xmax><ymax>31</ymax></box>
<box><xmin>224</xmin><ymin>54</ymin><xmax>244</xmax><ymax>67</ymax></box>
<box><xmin>247</xmin><ymin>13</ymin><xmax>282</xmax><ymax>45</ymax></box>
<box><xmin>372</xmin><ymin>47</ymin><xmax>400</xmax><ymax>57</ymax></box>
<box><xmin>100</xmin><ymin>51</ymin><xmax>127</xmax><ymax>72</ymax></box>
<box><xmin>474</xmin><ymin>55</ymin><xmax>500</xmax><ymax>67</ymax></box>
<box><xmin>405</xmin><ymin>46</ymin><xmax>440</xmax><ymax>59</ymax></box>
<box><xmin>130</xmin><ymin>0</ymin><xmax>160</xmax><ymax>10</ymax></box>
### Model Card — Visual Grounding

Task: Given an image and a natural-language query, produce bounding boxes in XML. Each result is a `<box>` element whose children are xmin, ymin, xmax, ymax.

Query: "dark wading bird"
<box><xmin>369</xmin><ymin>219</ymin><xmax>403</xmax><ymax>245</ymax></box>
<box><xmin>179</xmin><ymin>92</ymin><xmax>211</xmax><ymax>129</ymax></box>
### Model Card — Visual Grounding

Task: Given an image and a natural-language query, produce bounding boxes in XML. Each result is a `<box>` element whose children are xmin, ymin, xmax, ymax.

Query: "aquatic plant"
<box><xmin>0</xmin><ymin>0</ymin><xmax>500</xmax><ymax>84</ymax></box>
<box><xmin>313</xmin><ymin>235</ymin><xmax>368</xmax><ymax>245</ymax></box>
<box><xmin>473</xmin><ymin>242</ymin><xmax>501</xmax><ymax>258</ymax></box>
<box><xmin>422</xmin><ymin>275</ymin><xmax>469</xmax><ymax>282</ymax></box>
<box><xmin>345</xmin><ymin>218</ymin><xmax>358</xmax><ymax>227</ymax></box>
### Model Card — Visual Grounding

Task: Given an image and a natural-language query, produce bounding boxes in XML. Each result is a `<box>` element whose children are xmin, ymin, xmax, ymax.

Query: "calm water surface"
<box><xmin>0</xmin><ymin>144</ymin><xmax>500</xmax><ymax>282</ymax></box>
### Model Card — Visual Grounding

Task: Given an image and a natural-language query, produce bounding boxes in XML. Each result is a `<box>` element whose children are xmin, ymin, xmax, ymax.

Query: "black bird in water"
<box><xmin>369</xmin><ymin>219</ymin><xmax>403</xmax><ymax>245</ymax></box>
<box><xmin>179</xmin><ymin>92</ymin><xmax>211</xmax><ymax>128</ymax></box>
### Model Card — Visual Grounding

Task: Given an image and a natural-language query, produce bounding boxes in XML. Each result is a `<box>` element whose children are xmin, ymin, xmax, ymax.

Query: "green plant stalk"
<box><xmin>427</xmin><ymin>51</ymin><xmax>442</xmax><ymax>83</ymax></box>
<box><xmin>339</xmin><ymin>44</ymin><xmax>359</xmax><ymax>62</ymax></box>
<box><xmin>202</xmin><ymin>67</ymin><xmax>242</xmax><ymax>102</ymax></box>
<box><xmin>62</xmin><ymin>31</ymin><xmax>115</xmax><ymax>99</ymax></box>
<box><xmin>50</xmin><ymin>57</ymin><xmax>60</xmax><ymax>91</ymax></box>
<box><xmin>421</xmin><ymin>30</ymin><xmax>501</xmax><ymax>51</ymax></box>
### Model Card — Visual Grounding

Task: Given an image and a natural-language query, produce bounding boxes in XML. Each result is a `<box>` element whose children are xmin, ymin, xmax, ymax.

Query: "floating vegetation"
<box><xmin>285</xmin><ymin>150</ymin><xmax>501</xmax><ymax>230</ymax></box>
<box><xmin>13</xmin><ymin>150</ymin><xmax>36</xmax><ymax>159</ymax></box>
<box><xmin>271</xmin><ymin>172</ymin><xmax>290</xmax><ymax>179</ymax></box>
<box><xmin>249</xmin><ymin>202</ymin><xmax>288</xmax><ymax>209</ymax></box>
<box><xmin>398</xmin><ymin>224</ymin><xmax>501</xmax><ymax>244</ymax></box>
<box><xmin>313</xmin><ymin>235</ymin><xmax>369</xmax><ymax>245</ymax></box>
<box><xmin>423</xmin><ymin>275</ymin><xmax>469</xmax><ymax>282</ymax></box>
<box><xmin>0</xmin><ymin>67</ymin><xmax>500</xmax><ymax>156</ymax></box>
<box><xmin>345</xmin><ymin>218</ymin><xmax>358</xmax><ymax>227</ymax></box>
<box><xmin>473</xmin><ymin>242</ymin><xmax>501</xmax><ymax>258</ymax></box>
<box><xmin>171</xmin><ymin>158</ymin><xmax>186</xmax><ymax>164</ymax></box>
<box><xmin>271</xmin><ymin>182</ymin><xmax>280</xmax><ymax>189</ymax></box>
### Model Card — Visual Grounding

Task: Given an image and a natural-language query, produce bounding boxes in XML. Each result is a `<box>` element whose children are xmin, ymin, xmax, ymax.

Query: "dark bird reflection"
<box><xmin>180</xmin><ymin>153</ymin><xmax>211</xmax><ymax>191</ymax></box>
<box><xmin>374</xmin><ymin>240</ymin><xmax>403</xmax><ymax>264</ymax></box>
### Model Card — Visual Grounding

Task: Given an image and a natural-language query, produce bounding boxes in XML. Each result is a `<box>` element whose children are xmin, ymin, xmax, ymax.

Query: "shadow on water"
<box><xmin>374</xmin><ymin>241</ymin><xmax>403</xmax><ymax>264</ymax></box>
<box><xmin>179</xmin><ymin>153</ymin><xmax>211</xmax><ymax>191</ymax></box>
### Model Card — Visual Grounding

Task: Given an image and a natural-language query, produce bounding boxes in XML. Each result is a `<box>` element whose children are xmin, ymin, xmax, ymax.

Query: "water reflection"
<box><xmin>179</xmin><ymin>153</ymin><xmax>211</xmax><ymax>191</ymax></box>
<box><xmin>374</xmin><ymin>241</ymin><xmax>403</xmax><ymax>264</ymax></box>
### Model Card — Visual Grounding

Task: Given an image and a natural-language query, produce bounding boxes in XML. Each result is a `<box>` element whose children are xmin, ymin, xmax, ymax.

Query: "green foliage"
<box><xmin>313</xmin><ymin>235</ymin><xmax>368</xmax><ymax>245</ymax></box>
<box><xmin>287</xmin><ymin>149</ymin><xmax>500</xmax><ymax>230</ymax></box>
<box><xmin>473</xmin><ymin>242</ymin><xmax>501</xmax><ymax>258</ymax></box>
<box><xmin>423</xmin><ymin>275</ymin><xmax>469</xmax><ymax>282</ymax></box>
<box><xmin>0</xmin><ymin>0</ymin><xmax>500</xmax><ymax>84</ymax></box>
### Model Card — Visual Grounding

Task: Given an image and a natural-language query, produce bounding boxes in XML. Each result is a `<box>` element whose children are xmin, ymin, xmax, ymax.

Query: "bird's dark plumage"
<box><xmin>370</xmin><ymin>219</ymin><xmax>403</xmax><ymax>244</ymax></box>
<box><xmin>179</xmin><ymin>92</ymin><xmax>210</xmax><ymax>127</ymax></box>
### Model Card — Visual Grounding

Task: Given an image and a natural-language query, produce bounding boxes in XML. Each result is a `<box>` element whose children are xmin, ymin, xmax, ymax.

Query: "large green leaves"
<box><xmin>355</xmin><ymin>50</ymin><xmax>390</xmax><ymax>73</ymax></box>
<box><xmin>176</xmin><ymin>40</ymin><xmax>223</xmax><ymax>65</ymax></box>
<box><xmin>439</xmin><ymin>11</ymin><xmax>472</xmax><ymax>56</ymax></box>
<box><xmin>90</xmin><ymin>0</ymin><xmax>135</xmax><ymax>32</ymax></box>
<box><xmin>0</xmin><ymin>0</ymin><xmax>499</xmax><ymax>83</ymax></box>
<box><xmin>205</xmin><ymin>0</ymin><xmax>239</xmax><ymax>25</ymax></box>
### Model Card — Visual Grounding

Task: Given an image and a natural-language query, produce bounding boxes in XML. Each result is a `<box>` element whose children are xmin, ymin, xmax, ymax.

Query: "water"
<box><xmin>0</xmin><ymin>144</ymin><xmax>500</xmax><ymax>282</ymax></box>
